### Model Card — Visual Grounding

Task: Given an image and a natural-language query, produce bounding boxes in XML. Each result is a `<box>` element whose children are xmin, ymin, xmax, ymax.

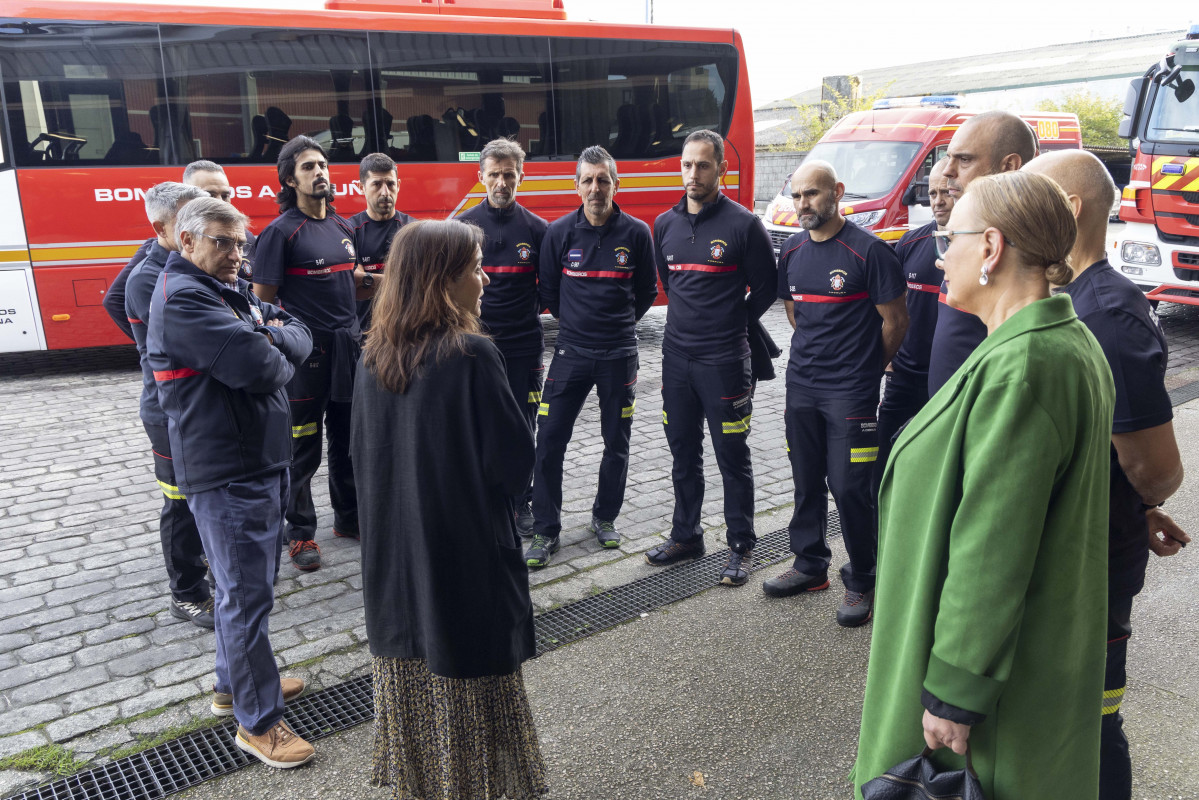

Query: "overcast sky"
<box><xmin>129</xmin><ymin>0</ymin><xmax>1196</xmax><ymax>106</ymax></box>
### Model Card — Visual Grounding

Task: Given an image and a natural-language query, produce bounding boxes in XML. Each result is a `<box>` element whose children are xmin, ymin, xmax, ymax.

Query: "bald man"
<box><xmin>769</xmin><ymin>160</ymin><xmax>907</xmax><ymax>627</ymax></box>
<box><xmin>874</xmin><ymin>157</ymin><xmax>954</xmax><ymax>495</ymax></box>
<box><xmin>1027</xmin><ymin>150</ymin><xmax>1189</xmax><ymax>800</ymax></box>
<box><xmin>927</xmin><ymin>111</ymin><xmax>1038</xmax><ymax>395</ymax></box>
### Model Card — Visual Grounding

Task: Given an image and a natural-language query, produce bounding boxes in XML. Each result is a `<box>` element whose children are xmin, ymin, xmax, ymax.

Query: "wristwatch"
<box><xmin>361</xmin><ymin>273</ymin><xmax>375</xmax><ymax>288</ymax></box>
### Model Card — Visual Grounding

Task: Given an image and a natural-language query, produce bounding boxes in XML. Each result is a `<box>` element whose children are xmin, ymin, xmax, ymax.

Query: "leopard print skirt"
<box><xmin>371</xmin><ymin>656</ymin><xmax>549</xmax><ymax>800</ymax></box>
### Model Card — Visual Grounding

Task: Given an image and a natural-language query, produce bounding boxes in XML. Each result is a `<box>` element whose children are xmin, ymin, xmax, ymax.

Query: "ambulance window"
<box><xmin>0</xmin><ymin>22</ymin><xmax>165</xmax><ymax>166</ymax></box>
<box><xmin>368</xmin><ymin>31</ymin><xmax>552</xmax><ymax>162</ymax></box>
<box><xmin>160</xmin><ymin>26</ymin><xmax>372</xmax><ymax>164</ymax></box>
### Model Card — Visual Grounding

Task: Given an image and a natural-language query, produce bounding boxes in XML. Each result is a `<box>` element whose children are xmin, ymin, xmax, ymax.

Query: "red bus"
<box><xmin>0</xmin><ymin>0</ymin><xmax>755</xmax><ymax>352</ymax></box>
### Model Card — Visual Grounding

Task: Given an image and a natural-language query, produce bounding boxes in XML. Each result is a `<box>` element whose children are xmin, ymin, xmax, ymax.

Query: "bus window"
<box><xmin>160</xmin><ymin>26</ymin><xmax>372</xmax><ymax>164</ymax></box>
<box><xmin>548</xmin><ymin>38</ymin><xmax>737</xmax><ymax>160</ymax></box>
<box><xmin>367</xmin><ymin>31</ymin><xmax>551</xmax><ymax>162</ymax></box>
<box><xmin>0</xmin><ymin>22</ymin><xmax>165</xmax><ymax>166</ymax></box>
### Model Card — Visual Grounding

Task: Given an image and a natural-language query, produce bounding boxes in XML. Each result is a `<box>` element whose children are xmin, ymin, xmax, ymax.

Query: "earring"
<box><xmin>979</xmin><ymin>266</ymin><xmax>990</xmax><ymax>286</ymax></box>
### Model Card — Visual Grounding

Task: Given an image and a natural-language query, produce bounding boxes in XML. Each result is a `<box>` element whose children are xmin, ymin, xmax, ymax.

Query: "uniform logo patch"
<box><xmin>517</xmin><ymin>243</ymin><xmax>533</xmax><ymax>263</ymax></box>
<box><xmin>615</xmin><ymin>248</ymin><xmax>629</xmax><ymax>267</ymax></box>
<box><xmin>568</xmin><ymin>248</ymin><xmax>583</xmax><ymax>260</ymax></box>
<box><xmin>709</xmin><ymin>240</ymin><xmax>727</xmax><ymax>262</ymax></box>
<box><xmin>341</xmin><ymin>238</ymin><xmax>356</xmax><ymax>259</ymax></box>
<box><xmin>830</xmin><ymin>269</ymin><xmax>847</xmax><ymax>292</ymax></box>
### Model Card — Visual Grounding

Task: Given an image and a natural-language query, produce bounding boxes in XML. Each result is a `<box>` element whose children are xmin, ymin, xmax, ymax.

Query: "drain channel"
<box><xmin>1169</xmin><ymin>378</ymin><xmax>1199</xmax><ymax>407</ymax></box>
<box><xmin>6</xmin><ymin>518</ymin><xmax>836</xmax><ymax>800</ymax></box>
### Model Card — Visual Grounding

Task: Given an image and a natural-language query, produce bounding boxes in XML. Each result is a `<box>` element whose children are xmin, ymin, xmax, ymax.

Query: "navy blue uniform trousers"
<box><xmin>144</xmin><ymin>422</ymin><xmax>210</xmax><ymax>604</ymax></box>
<box><xmin>285</xmin><ymin>337</ymin><xmax>357</xmax><ymax>541</ymax></box>
<box><xmin>500</xmin><ymin>350</ymin><xmax>545</xmax><ymax>505</ymax></box>
<box><xmin>188</xmin><ymin>470</ymin><xmax>288</xmax><ymax>736</ymax></box>
<box><xmin>661</xmin><ymin>351</ymin><xmax>756</xmax><ymax>551</ymax></box>
<box><xmin>1100</xmin><ymin>595</ymin><xmax>1134</xmax><ymax>800</ymax></box>
<box><xmin>872</xmin><ymin>369</ymin><xmax>930</xmax><ymax>502</ymax></box>
<box><xmin>532</xmin><ymin>351</ymin><xmax>637</xmax><ymax>538</ymax></box>
<box><xmin>784</xmin><ymin>387</ymin><xmax>878</xmax><ymax>592</ymax></box>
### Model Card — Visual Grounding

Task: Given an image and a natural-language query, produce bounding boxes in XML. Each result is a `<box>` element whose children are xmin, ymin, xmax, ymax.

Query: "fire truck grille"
<box><xmin>1181</xmin><ymin>191</ymin><xmax>1199</xmax><ymax>205</ymax></box>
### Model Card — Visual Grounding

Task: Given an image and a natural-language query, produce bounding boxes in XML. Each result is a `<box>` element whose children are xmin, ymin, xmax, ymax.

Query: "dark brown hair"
<box><xmin>362</xmin><ymin>219</ymin><xmax>484</xmax><ymax>393</ymax></box>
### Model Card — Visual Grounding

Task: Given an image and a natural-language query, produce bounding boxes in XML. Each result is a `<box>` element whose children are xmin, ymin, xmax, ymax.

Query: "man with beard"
<box><xmin>348</xmin><ymin>152</ymin><xmax>413</xmax><ymax>333</ymax></box>
<box><xmin>459</xmin><ymin>139</ymin><xmax>549</xmax><ymax>536</ymax></box>
<box><xmin>643</xmin><ymin>129</ymin><xmax>777</xmax><ymax>586</ymax></box>
<box><xmin>766</xmin><ymin>160</ymin><xmax>907</xmax><ymax>628</ymax></box>
<box><xmin>253</xmin><ymin>136</ymin><xmax>368</xmax><ymax>571</ymax></box>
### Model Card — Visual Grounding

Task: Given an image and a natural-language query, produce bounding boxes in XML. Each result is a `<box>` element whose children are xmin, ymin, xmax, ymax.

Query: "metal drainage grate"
<box><xmin>6</xmin><ymin>518</ymin><xmax>840</xmax><ymax>800</ymax></box>
<box><xmin>1169</xmin><ymin>379</ymin><xmax>1199</xmax><ymax>407</ymax></box>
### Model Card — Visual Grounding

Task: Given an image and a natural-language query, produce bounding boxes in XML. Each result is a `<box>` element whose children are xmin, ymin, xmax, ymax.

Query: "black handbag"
<box><xmin>861</xmin><ymin>747</ymin><xmax>985</xmax><ymax>800</ymax></box>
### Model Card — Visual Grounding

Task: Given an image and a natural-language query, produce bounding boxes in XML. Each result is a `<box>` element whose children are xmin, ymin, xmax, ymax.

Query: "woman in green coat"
<box><xmin>853</xmin><ymin>171</ymin><xmax>1115</xmax><ymax>799</ymax></box>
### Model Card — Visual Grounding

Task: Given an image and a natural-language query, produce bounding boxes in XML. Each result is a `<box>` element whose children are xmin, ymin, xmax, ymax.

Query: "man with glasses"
<box><xmin>253</xmin><ymin>136</ymin><xmax>369</xmax><ymax>571</ymax></box>
<box><xmin>874</xmin><ymin>157</ymin><xmax>954</xmax><ymax>494</ymax></box>
<box><xmin>148</xmin><ymin>196</ymin><xmax>314</xmax><ymax>769</ymax></box>
<box><xmin>927</xmin><ymin>111</ymin><xmax>1037</xmax><ymax>395</ymax></box>
<box><xmin>768</xmin><ymin>160</ymin><xmax>907</xmax><ymax>627</ymax></box>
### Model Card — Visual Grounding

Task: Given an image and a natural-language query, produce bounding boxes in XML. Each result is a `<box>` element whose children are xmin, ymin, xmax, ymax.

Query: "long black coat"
<box><xmin>351</xmin><ymin>334</ymin><xmax>536</xmax><ymax>679</ymax></box>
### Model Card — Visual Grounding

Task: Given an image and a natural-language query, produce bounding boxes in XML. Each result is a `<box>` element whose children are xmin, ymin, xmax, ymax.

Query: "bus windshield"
<box><xmin>1145</xmin><ymin>70</ymin><xmax>1199</xmax><ymax>145</ymax></box>
<box><xmin>805</xmin><ymin>140</ymin><xmax>921</xmax><ymax>200</ymax></box>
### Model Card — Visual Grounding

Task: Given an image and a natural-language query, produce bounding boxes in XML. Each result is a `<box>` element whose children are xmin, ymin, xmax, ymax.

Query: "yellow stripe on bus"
<box><xmin>31</xmin><ymin>245</ymin><xmax>141</xmax><ymax>262</ymax></box>
<box><xmin>0</xmin><ymin>250</ymin><xmax>30</xmax><ymax>263</ymax></box>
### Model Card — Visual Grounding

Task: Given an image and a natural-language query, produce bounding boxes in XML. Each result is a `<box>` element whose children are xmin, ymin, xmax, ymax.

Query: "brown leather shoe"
<box><xmin>212</xmin><ymin>677</ymin><xmax>305</xmax><ymax>717</ymax></box>
<box><xmin>235</xmin><ymin>720</ymin><xmax>315</xmax><ymax>769</ymax></box>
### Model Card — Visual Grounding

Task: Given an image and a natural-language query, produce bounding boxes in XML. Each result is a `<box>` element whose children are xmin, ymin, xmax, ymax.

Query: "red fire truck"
<box><xmin>1111</xmin><ymin>27</ymin><xmax>1199</xmax><ymax>305</ymax></box>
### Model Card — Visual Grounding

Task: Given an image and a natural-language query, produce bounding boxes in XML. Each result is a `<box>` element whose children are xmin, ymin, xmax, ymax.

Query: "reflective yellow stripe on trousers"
<box><xmin>291</xmin><ymin>422</ymin><xmax>318</xmax><ymax>438</ymax></box>
<box><xmin>1102</xmin><ymin>686</ymin><xmax>1125</xmax><ymax>716</ymax></box>
<box><xmin>850</xmin><ymin>446</ymin><xmax>878</xmax><ymax>463</ymax></box>
<box><xmin>722</xmin><ymin>414</ymin><xmax>751</xmax><ymax>434</ymax></box>
<box><xmin>157</xmin><ymin>480</ymin><xmax>186</xmax><ymax>500</ymax></box>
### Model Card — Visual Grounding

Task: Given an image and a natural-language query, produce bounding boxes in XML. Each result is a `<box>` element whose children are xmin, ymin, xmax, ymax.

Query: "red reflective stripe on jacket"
<box><xmin>284</xmin><ymin>262</ymin><xmax>354</xmax><ymax>276</ymax></box>
<box><xmin>667</xmin><ymin>263</ymin><xmax>739</xmax><ymax>273</ymax></box>
<box><xmin>153</xmin><ymin>367</ymin><xmax>202</xmax><ymax>382</ymax></box>
<box><xmin>484</xmin><ymin>265</ymin><xmax>535</xmax><ymax>274</ymax></box>
<box><xmin>907</xmin><ymin>282</ymin><xmax>941</xmax><ymax>294</ymax></box>
<box><xmin>790</xmin><ymin>291</ymin><xmax>869</xmax><ymax>304</ymax></box>
<box><xmin>563</xmin><ymin>269</ymin><xmax>633</xmax><ymax>279</ymax></box>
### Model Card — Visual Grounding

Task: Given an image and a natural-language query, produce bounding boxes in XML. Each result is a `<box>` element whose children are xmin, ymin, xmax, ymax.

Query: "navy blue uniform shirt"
<box><xmin>654</xmin><ymin>193</ymin><xmax>777</xmax><ymax>364</ymax></box>
<box><xmin>777</xmin><ymin>219</ymin><xmax>905</xmax><ymax>396</ymax></box>
<box><xmin>891</xmin><ymin>222</ymin><xmax>942</xmax><ymax>382</ymax></box>
<box><xmin>348</xmin><ymin>210</ymin><xmax>414</xmax><ymax>274</ymax></box>
<box><xmin>124</xmin><ymin>241</ymin><xmax>171</xmax><ymax>426</ymax></box>
<box><xmin>539</xmin><ymin>203</ymin><xmax>657</xmax><ymax>357</ymax></box>
<box><xmin>254</xmin><ymin>207</ymin><xmax>358</xmax><ymax>336</ymax></box>
<box><xmin>1063</xmin><ymin>258</ymin><xmax>1173</xmax><ymax>598</ymax></box>
<box><xmin>927</xmin><ymin>282</ymin><xmax>987</xmax><ymax>395</ymax></box>
<box><xmin>460</xmin><ymin>199</ymin><xmax>549</xmax><ymax>358</ymax></box>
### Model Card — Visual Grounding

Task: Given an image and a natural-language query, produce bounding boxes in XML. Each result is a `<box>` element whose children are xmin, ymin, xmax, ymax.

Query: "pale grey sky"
<box><xmin>132</xmin><ymin>0</ymin><xmax>1196</xmax><ymax>106</ymax></box>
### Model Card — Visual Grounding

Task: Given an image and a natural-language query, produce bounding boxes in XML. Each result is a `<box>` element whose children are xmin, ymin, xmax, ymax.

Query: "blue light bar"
<box><xmin>1188</xmin><ymin>23</ymin><xmax>1199</xmax><ymax>39</ymax></box>
<box><xmin>873</xmin><ymin>95</ymin><xmax>965</xmax><ymax>110</ymax></box>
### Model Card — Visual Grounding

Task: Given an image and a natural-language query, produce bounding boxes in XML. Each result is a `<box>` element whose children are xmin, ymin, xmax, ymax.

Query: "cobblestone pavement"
<box><xmin>2</xmin><ymin>298</ymin><xmax>1199</xmax><ymax>794</ymax></box>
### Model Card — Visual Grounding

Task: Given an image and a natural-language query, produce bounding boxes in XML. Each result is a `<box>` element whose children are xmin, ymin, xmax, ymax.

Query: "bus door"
<box><xmin>0</xmin><ymin>127</ymin><xmax>44</xmax><ymax>352</ymax></box>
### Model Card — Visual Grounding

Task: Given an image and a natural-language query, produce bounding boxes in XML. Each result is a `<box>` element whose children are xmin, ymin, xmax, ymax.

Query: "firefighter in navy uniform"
<box><xmin>643</xmin><ymin>130</ymin><xmax>777</xmax><ymax>587</ymax></box>
<box><xmin>873</xmin><ymin>157</ymin><xmax>953</xmax><ymax>493</ymax></box>
<box><xmin>348</xmin><ymin>152</ymin><xmax>413</xmax><ymax>333</ymax></box>
<box><xmin>458</xmin><ymin>139</ymin><xmax>549</xmax><ymax>536</ymax></box>
<box><xmin>768</xmin><ymin>160</ymin><xmax>908</xmax><ymax>628</ymax></box>
<box><xmin>253</xmin><ymin>136</ymin><xmax>369</xmax><ymax>572</ymax></box>
<box><xmin>525</xmin><ymin>145</ymin><xmax>657</xmax><ymax>568</ymax></box>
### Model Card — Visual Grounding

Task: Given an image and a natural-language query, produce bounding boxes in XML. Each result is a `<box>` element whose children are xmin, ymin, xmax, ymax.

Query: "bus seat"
<box><xmin>249</xmin><ymin>115</ymin><xmax>269</xmax><ymax>159</ymax></box>
<box><xmin>611</xmin><ymin>104</ymin><xmax>639</xmax><ymax>156</ymax></box>
<box><xmin>149</xmin><ymin>103</ymin><xmax>196</xmax><ymax>164</ymax></box>
<box><xmin>405</xmin><ymin>114</ymin><xmax>436</xmax><ymax>161</ymax></box>
<box><xmin>433</xmin><ymin>119</ymin><xmax>458</xmax><ymax>162</ymax></box>
<box><xmin>361</xmin><ymin>100</ymin><xmax>393</xmax><ymax>155</ymax></box>
<box><xmin>104</xmin><ymin>130</ymin><xmax>154</xmax><ymax>164</ymax></box>
<box><xmin>264</xmin><ymin>106</ymin><xmax>292</xmax><ymax>161</ymax></box>
<box><xmin>329</xmin><ymin>113</ymin><xmax>356</xmax><ymax>160</ymax></box>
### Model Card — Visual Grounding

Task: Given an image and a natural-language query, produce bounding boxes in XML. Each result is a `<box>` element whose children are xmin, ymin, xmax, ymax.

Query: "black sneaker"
<box><xmin>288</xmin><ymin>539</ymin><xmax>322</xmax><ymax>571</ymax></box>
<box><xmin>170</xmin><ymin>597</ymin><xmax>215</xmax><ymax>629</ymax></box>
<box><xmin>515</xmin><ymin>502</ymin><xmax>535</xmax><ymax>538</ymax></box>
<box><xmin>525</xmin><ymin>534</ymin><xmax>559</xmax><ymax>569</ymax></box>
<box><xmin>333</xmin><ymin>528</ymin><xmax>359</xmax><ymax>541</ymax></box>
<box><xmin>588</xmin><ymin>516</ymin><xmax>620</xmax><ymax>548</ymax></box>
<box><xmin>644</xmin><ymin>538</ymin><xmax>705</xmax><ymax>566</ymax></box>
<box><xmin>836</xmin><ymin>588</ymin><xmax>874</xmax><ymax>627</ymax></box>
<box><xmin>762</xmin><ymin>567</ymin><xmax>830</xmax><ymax>598</ymax></box>
<box><xmin>719</xmin><ymin>547</ymin><xmax>753</xmax><ymax>586</ymax></box>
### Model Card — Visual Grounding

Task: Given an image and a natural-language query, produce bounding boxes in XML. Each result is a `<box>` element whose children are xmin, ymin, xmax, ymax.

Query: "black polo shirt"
<box><xmin>459</xmin><ymin>200</ymin><xmax>549</xmax><ymax>358</ymax></box>
<box><xmin>776</xmin><ymin>219</ymin><xmax>905</xmax><ymax>396</ymax></box>
<box><xmin>539</xmin><ymin>203</ymin><xmax>657</xmax><ymax>358</ymax></box>
<box><xmin>653</xmin><ymin>193</ymin><xmax>777</xmax><ymax>365</ymax></box>
<box><xmin>1063</xmin><ymin>259</ymin><xmax>1173</xmax><ymax>598</ymax></box>
<box><xmin>891</xmin><ymin>222</ymin><xmax>942</xmax><ymax>383</ymax></box>
<box><xmin>254</xmin><ymin>207</ymin><xmax>358</xmax><ymax>335</ymax></box>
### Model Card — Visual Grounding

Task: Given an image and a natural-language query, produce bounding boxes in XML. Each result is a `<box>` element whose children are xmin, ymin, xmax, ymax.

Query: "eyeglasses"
<box><xmin>199</xmin><ymin>233</ymin><xmax>248</xmax><ymax>255</ymax></box>
<box><xmin>932</xmin><ymin>229</ymin><xmax>985</xmax><ymax>258</ymax></box>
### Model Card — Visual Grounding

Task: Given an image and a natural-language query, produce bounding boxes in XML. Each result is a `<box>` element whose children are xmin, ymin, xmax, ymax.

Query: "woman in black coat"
<box><xmin>351</xmin><ymin>219</ymin><xmax>547</xmax><ymax>800</ymax></box>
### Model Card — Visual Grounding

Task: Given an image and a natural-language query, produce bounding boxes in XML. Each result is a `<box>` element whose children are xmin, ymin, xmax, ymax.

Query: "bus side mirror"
<box><xmin>1119</xmin><ymin>77</ymin><xmax>1147</xmax><ymax>140</ymax></box>
<box><xmin>903</xmin><ymin>179</ymin><xmax>930</xmax><ymax>207</ymax></box>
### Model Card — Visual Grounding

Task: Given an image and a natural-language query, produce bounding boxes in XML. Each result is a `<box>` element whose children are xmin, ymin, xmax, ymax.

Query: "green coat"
<box><xmin>853</xmin><ymin>295</ymin><xmax>1114</xmax><ymax>799</ymax></box>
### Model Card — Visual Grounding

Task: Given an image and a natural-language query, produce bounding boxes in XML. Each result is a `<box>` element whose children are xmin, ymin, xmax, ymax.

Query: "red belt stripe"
<box><xmin>790</xmin><ymin>291</ymin><xmax>869</xmax><ymax>304</ymax></box>
<box><xmin>907</xmin><ymin>282</ymin><xmax>941</xmax><ymax>294</ymax></box>
<box><xmin>285</xmin><ymin>263</ymin><xmax>354</xmax><ymax>276</ymax></box>
<box><xmin>485</xmin><ymin>265</ymin><xmax>535</xmax><ymax>274</ymax></box>
<box><xmin>668</xmin><ymin>263</ymin><xmax>738</xmax><ymax>273</ymax></box>
<box><xmin>154</xmin><ymin>367</ymin><xmax>201</xmax><ymax>382</ymax></box>
<box><xmin>564</xmin><ymin>270</ymin><xmax>632</xmax><ymax>279</ymax></box>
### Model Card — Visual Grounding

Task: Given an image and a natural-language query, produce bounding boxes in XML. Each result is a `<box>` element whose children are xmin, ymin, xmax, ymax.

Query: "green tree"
<box><xmin>766</xmin><ymin>80</ymin><xmax>893</xmax><ymax>152</ymax></box>
<box><xmin>1036</xmin><ymin>90</ymin><xmax>1123</xmax><ymax>148</ymax></box>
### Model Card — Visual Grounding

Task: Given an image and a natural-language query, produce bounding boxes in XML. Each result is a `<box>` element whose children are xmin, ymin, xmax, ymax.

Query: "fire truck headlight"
<box><xmin>1120</xmin><ymin>241</ymin><xmax>1162</xmax><ymax>267</ymax></box>
<box><xmin>845</xmin><ymin>210</ymin><xmax>884</xmax><ymax>228</ymax></box>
